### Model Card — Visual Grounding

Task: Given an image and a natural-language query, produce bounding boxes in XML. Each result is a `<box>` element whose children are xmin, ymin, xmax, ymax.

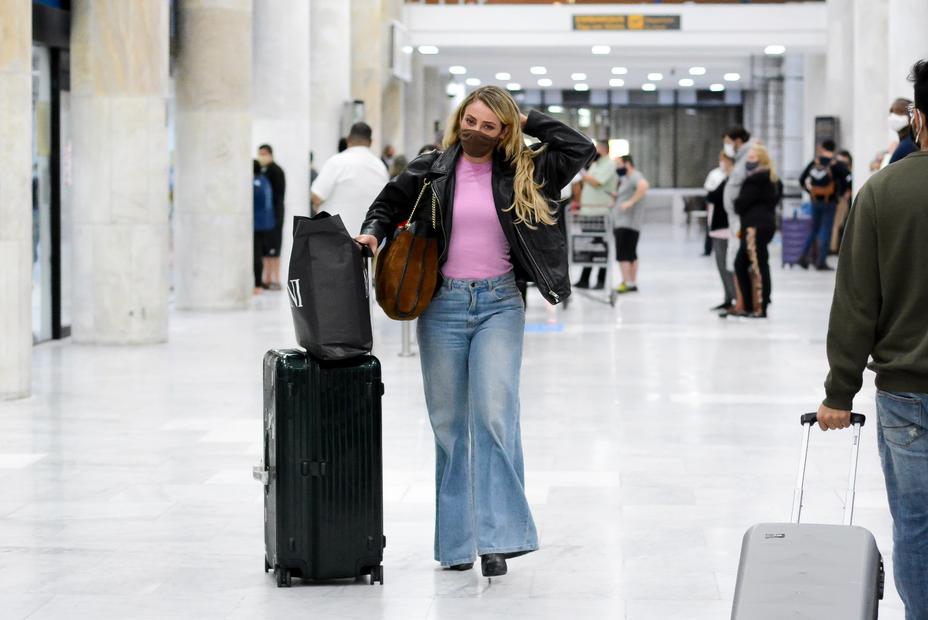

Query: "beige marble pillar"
<box><xmin>403</xmin><ymin>53</ymin><xmax>426</xmax><ymax>157</ymax></box>
<box><xmin>174</xmin><ymin>0</ymin><xmax>252</xmax><ymax>310</ymax></box>
<box><xmin>70</xmin><ymin>0</ymin><xmax>171</xmax><ymax>344</ymax></box>
<box><xmin>351</xmin><ymin>0</ymin><xmax>384</xmax><ymax>149</ymax></box>
<box><xmin>252</xmin><ymin>0</ymin><xmax>310</xmax><ymax>272</ymax></box>
<box><xmin>310</xmin><ymin>0</ymin><xmax>351</xmax><ymax>169</ymax></box>
<box><xmin>0</xmin><ymin>0</ymin><xmax>32</xmax><ymax>398</ymax></box>
<box><xmin>852</xmin><ymin>0</ymin><xmax>889</xmax><ymax>189</ymax></box>
<box><xmin>803</xmin><ymin>53</ymin><xmax>828</xmax><ymax>160</ymax></box>
<box><xmin>825</xmin><ymin>0</ymin><xmax>855</xmax><ymax>146</ymax></box>
<box><xmin>888</xmin><ymin>0</ymin><xmax>928</xmax><ymax>101</ymax></box>
<box><xmin>381</xmin><ymin>0</ymin><xmax>405</xmax><ymax>156</ymax></box>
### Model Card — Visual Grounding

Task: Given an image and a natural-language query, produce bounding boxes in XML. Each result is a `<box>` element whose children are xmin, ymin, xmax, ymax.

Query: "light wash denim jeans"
<box><xmin>876</xmin><ymin>390</ymin><xmax>928</xmax><ymax>620</ymax></box>
<box><xmin>417</xmin><ymin>272</ymin><xmax>538</xmax><ymax>567</ymax></box>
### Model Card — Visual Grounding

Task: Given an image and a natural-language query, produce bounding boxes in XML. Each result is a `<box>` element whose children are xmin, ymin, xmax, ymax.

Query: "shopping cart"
<box><xmin>567</xmin><ymin>208</ymin><xmax>617</xmax><ymax>306</ymax></box>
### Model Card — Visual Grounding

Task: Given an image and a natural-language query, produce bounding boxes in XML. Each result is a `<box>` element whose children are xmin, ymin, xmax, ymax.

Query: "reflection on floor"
<box><xmin>0</xmin><ymin>224</ymin><xmax>905</xmax><ymax>619</ymax></box>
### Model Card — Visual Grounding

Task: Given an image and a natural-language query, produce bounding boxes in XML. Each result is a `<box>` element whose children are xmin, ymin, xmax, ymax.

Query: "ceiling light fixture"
<box><xmin>609</xmin><ymin>78</ymin><xmax>625</xmax><ymax>87</ymax></box>
<box><xmin>710</xmin><ymin>83</ymin><xmax>726</xmax><ymax>92</ymax></box>
<box><xmin>764</xmin><ymin>44</ymin><xmax>786</xmax><ymax>55</ymax></box>
<box><xmin>417</xmin><ymin>45</ymin><xmax>439</xmax><ymax>55</ymax></box>
<box><xmin>642</xmin><ymin>83</ymin><xmax>657</xmax><ymax>92</ymax></box>
<box><xmin>689</xmin><ymin>66</ymin><xmax>707</xmax><ymax>76</ymax></box>
<box><xmin>724</xmin><ymin>72</ymin><xmax>741</xmax><ymax>82</ymax></box>
<box><xmin>495</xmin><ymin>72</ymin><xmax>511</xmax><ymax>81</ymax></box>
<box><xmin>611</xmin><ymin>66</ymin><xmax>628</xmax><ymax>75</ymax></box>
<box><xmin>678</xmin><ymin>78</ymin><xmax>695</xmax><ymax>87</ymax></box>
<box><xmin>648</xmin><ymin>72</ymin><xmax>664</xmax><ymax>81</ymax></box>
<box><xmin>592</xmin><ymin>45</ymin><xmax>611</xmax><ymax>55</ymax></box>
<box><xmin>574</xmin><ymin>83</ymin><xmax>590</xmax><ymax>92</ymax></box>
<box><xmin>537</xmin><ymin>78</ymin><xmax>553</xmax><ymax>87</ymax></box>
<box><xmin>465</xmin><ymin>77</ymin><xmax>481</xmax><ymax>86</ymax></box>
<box><xmin>571</xmin><ymin>72</ymin><xmax>587</xmax><ymax>81</ymax></box>
<box><xmin>530</xmin><ymin>66</ymin><xmax>547</xmax><ymax>75</ymax></box>
<box><xmin>448</xmin><ymin>65</ymin><xmax>466</xmax><ymax>75</ymax></box>
<box><xmin>506</xmin><ymin>82</ymin><xmax>522</xmax><ymax>91</ymax></box>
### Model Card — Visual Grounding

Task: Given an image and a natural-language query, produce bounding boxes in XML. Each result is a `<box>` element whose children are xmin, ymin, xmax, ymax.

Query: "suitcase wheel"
<box><xmin>369</xmin><ymin>565</ymin><xmax>384</xmax><ymax>586</ymax></box>
<box><xmin>276</xmin><ymin>567</ymin><xmax>292</xmax><ymax>588</ymax></box>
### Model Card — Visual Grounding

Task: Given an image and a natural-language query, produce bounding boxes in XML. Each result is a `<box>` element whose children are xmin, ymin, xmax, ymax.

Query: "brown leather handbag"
<box><xmin>374</xmin><ymin>180</ymin><xmax>440</xmax><ymax>320</ymax></box>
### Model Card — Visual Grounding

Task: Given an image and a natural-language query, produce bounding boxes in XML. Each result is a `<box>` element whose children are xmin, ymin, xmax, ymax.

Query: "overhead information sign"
<box><xmin>572</xmin><ymin>14</ymin><xmax>682</xmax><ymax>31</ymax></box>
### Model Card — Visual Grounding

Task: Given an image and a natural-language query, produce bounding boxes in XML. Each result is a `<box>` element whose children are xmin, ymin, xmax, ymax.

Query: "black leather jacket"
<box><xmin>360</xmin><ymin>110</ymin><xmax>595</xmax><ymax>305</ymax></box>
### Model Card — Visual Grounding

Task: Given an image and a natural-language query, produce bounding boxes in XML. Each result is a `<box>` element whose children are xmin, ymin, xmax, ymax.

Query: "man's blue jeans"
<box><xmin>417</xmin><ymin>272</ymin><xmax>538</xmax><ymax>567</ymax></box>
<box><xmin>876</xmin><ymin>390</ymin><xmax>928</xmax><ymax>619</ymax></box>
<box><xmin>801</xmin><ymin>200</ymin><xmax>836</xmax><ymax>267</ymax></box>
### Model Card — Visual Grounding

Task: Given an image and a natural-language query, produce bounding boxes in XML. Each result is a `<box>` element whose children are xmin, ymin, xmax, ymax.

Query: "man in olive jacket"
<box><xmin>816</xmin><ymin>60</ymin><xmax>928</xmax><ymax>619</ymax></box>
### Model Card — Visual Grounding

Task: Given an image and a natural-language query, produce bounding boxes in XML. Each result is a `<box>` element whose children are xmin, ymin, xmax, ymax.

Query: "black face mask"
<box><xmin>818</xmin><ymin>156</ymin><xmax>832</xmax><ymax>166</ymax></box>
<box><xmin>460</xmin><ymin>129</ymin><xmax>499</xmax><ymax>159</ymax></box>
<box><xmin>745</xmin><ymin>161</ymin><xmax>760</xmax><ymax>172</ymax></box>
<box><xmin>617</xmin><ymin>167</ymin><xmax>628</xmax><ymax>177</ymax></box>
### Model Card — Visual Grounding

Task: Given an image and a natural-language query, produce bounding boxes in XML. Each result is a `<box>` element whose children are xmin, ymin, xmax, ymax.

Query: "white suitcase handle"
<box><xmin>790</xmin><ymin>413</ymin><xmax>866</xmax><ymax>526</ymax></box>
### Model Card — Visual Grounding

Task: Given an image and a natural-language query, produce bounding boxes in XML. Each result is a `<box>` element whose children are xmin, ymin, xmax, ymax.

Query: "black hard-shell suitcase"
<box><xmin>254</xmin><ymin>349</ymin><xmax>385</xmax><ymax>586</ymax></box>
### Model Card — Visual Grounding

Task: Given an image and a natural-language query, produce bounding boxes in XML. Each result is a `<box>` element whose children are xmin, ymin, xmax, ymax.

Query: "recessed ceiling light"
<box><xmin>495</xmin><ymin>72</ymin><xmax>511</xmax><ymax>81</ymax></box>
<box><xmin>642</xmin><ymin>83</ymin><xmax>657</xmax><ymax>92</ymax></box>
<box><xmin>537</xmin><ymin>78</ymin><xmax>553</xmax><ymax>87</ymax></box>
<box><xmin>465</xmin><ymin>77</ymin><xmax>481</xmax><ymax>86</ymax></box>
<box><xmin>417</xmin><ymin>45</ymin><xmax>439</xmax><ymax>55</ymax></box>
<box><xmin>689</xmin><ymin>66</ymin><xmax>707</xmax><ymax>76</ymax></box>
<box><xmin>609</xmin><ymin>78</ymin><xmax>625</xmax><ymax>87</ymax></box>
<box><xmin>574</xmin><ymin>83</ymin><xmax>590</xmax><ymax>92</ymax></box>
<box><xmin>448</xmin><ymin>65</ymin><xmax>466</xmax><ymax>75</ymax></box>
<box><xmin>592</xmin><ymin>45</ymin><xmax>611</xmax><ymax>55</ymax></box>
<box><xmin>446</xmin><ymin>82</ymin><xmax>464</xmax><ymax>97</ymax></box>
<box><xmin>506</xmin><ymin>82</ymin><xmax>522</xmax><ymax>91</ymax></box>
<box><xmin>530</xmin><ymin>66</ymin><xmax>547</xmax><ymax>75</ymax></box>
<box><xmin>547</xmin><ymin>105</ymin><xmax>564</xmax><ymax>114</ymax></box>
<box><xmin>723</xmin><ymin>73</ymin><xmax>741</xmax><ymax>82</ymax></box>
<box><xmin>648</xmin><ymin>73</ymin><xmax>664</xmax><ymax>81</ymax></box>
<box><xmin>764</xmin><ymin>44</ymin><xmax>786</xmax><ymax>55</ymax></box>
<box><xmin>678</xmin><ymin>78</ymin><xmax>695</xmax><ymax>87</ymax></box>
<box><xmin>571</xmin><ymin>72</ymin><xmax>587</xmax><ymax>81</ymax></box>
<box><xmin>401</xmin><ymin>46</ymin><xmax>414</xmax><ymax>54</ymax></box>
<box><xmin>710</xmin><ymin>83</ymin><xmax>726</xmax><ymax>92</ymax></box>
<box><xmin>611</xmin><ymin>66</ymin><xmax>628</xmax><ymax>75</ymax></box>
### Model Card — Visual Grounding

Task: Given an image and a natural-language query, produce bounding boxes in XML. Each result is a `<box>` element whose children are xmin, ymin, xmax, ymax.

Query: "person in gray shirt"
<box><xmin>613</xmin><ymin>155</ymin><xmax>650</xmax><ymax>293</ymax></box>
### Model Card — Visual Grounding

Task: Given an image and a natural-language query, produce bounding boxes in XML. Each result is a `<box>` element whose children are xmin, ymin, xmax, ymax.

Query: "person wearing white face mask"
<box><xmin>721</xmin><ymin>126</ymin><xmax>756</xmax><ymax>313</ymax></box>
<box><xmin>887</xmin><ymin>97</ymin><xmax>919</xmax><ymax>165</ymax></box>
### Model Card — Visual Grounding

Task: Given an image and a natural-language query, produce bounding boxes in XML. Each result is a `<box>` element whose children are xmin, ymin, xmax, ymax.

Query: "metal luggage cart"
<box><xmin>567</xmin><ymin>208</ymin><xmax>617</xmax><ymax>306</ymax></box>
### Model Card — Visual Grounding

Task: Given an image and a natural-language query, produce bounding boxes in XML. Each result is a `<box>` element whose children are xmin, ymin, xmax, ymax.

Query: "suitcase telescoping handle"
<box><xmin>791</xmin><ymin>412</ymin><xmax>866</xmax><ymax>526</ymax></box>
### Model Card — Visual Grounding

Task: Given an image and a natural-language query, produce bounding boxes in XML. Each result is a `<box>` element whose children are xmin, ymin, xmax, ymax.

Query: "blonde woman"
<box><xmin>356</xmin><ymin>86</ymin><xmax>594</xmax><ymax>577</ymax></box>
<box><xmin>730</xmin><ymin>145</ymin><xmax>782</xmax><ymax>318</ymax></box>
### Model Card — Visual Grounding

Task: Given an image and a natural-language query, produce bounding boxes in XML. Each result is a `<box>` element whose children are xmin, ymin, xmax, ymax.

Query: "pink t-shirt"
<box><xmin>441</xmin><ymin>158</ymin><xmax>512</xmax><ymax>280</ymax></box>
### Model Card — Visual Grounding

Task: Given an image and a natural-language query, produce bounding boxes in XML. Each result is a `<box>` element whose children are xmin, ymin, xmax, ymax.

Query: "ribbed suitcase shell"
<box><xmin>731</xmin><ymin>523</ymin><xmax>882</xmax><ymax>620</ymax></box>
<box><xmin>781</xmin><ymin>217</ymin><xmax>814</xmax><ymax>267</ymax></box>
<box><xmin>262</xmin><ymin>349</ymin><xmax>384</xmax><ymax>585</ymax></box>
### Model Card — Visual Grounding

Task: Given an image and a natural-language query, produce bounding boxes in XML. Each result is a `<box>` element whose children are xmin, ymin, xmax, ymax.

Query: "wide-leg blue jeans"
<box><xmin>417</xmin><ymin>272</ymin><xmax>539</xmax><ymax>567</ymax></box>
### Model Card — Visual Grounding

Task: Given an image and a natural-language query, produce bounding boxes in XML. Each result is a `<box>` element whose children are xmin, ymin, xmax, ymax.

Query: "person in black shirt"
<box><xmin>888</xmin><ymin>97</ymin><xmax>918</xmax><ymax>165</ymax></box>
<box><xmin>257</xmin><ymin>144</ymin><xmax>286</xmax><ymax>290</ymax></box>
<box><xmin>797</xmin><ymin>139</ymin><xmax>850</xmax><ymax>270</ymax></box>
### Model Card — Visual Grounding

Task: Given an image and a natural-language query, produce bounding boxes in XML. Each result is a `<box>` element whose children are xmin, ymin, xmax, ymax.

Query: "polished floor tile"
<box><xmin>0</xmin><ymin>224</ymin><xmax>906</xmax><ymax>619</ymax></box>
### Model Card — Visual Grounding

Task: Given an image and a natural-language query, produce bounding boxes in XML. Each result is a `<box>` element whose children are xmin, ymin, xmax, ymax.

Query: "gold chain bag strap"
<box><xmin>374</xmin><ymin>179</ymin><xmax>440</xmax><ymax>320</ymax></box>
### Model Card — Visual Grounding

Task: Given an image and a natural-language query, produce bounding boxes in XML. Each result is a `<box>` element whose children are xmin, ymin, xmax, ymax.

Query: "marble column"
<box><xmin>888</xmin><ymin>0</ymin><xmax>928</xmax><ymax>101</ymax></box>
<box><xmin>825</xmin><ymin>0</ymin><xmax>855</xmax><ymax>147</ymax></box>
<box><xmin>852</xmin><ymin>0</ymin><xmax>889</xmax><ymax>190</ymax></box>
<box><xmin>351</xmin><ymin>0</ymin><xmax>384</xmax><ymax>149</ymax></box>
<box><xmin>781</xmin><ymin>55</ymin><xmax>805</xmax><ymax>181</ymax></box>
<box><xmin>252</xmin><ymin>0</ymin><xmax>310</xmax><ymax>270</ymax></box>
<box><xmin>403</xmin><ymin>53</ymin><xmax>426</xmax><ymax>157</ymax></box>
<box><xmin>70</xmin><ymin>0</ymin><xmax>170</xmax><ymax>344</ymax></box>
<box><xmin>423</xmin><ymin>65</ymin><xmax>449</xmax><ymax>145</ymax></box>
<box><xmin>802</xmin><ymin>53</ymin><xmax>828</xmax><ymax>160</ymax></box>
<box><xmin>381</xmin><ymin>0</ymin><xmax>405</xmax><ymax>156</ymax></box>
<box><xmin>174</xmin><ymin>0</ymin><xmax>252</xmax><ymax>310</ymax></box>
<box><xmin>310</xmin><ymin>0</ymin><xmax>351</xmax><ymax>169</ymax></box>
<box><xmin>0</xmin><ymin>0</ymin><xmax>32</xmax><ymax>398</ymax></box>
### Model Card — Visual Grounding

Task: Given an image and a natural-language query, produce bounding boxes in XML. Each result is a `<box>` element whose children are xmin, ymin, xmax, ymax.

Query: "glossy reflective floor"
<box><xmin>0</xmin><ymin>223</ymin><xmax>905</xmax><ymax>619</ymax></box>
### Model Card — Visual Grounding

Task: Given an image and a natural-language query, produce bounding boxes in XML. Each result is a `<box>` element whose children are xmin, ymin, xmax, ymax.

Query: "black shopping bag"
<box><xmin>287</xmin><ymin>212</ymin><xmax>373</xmax><ymax>360</ymax></box>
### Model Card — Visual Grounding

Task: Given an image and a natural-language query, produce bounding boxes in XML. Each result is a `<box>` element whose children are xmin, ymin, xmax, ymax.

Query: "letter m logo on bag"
<box><xmin>287</xmin><ymin>279</ymin><xmax>304</xmax><ymax>308</ymax></box>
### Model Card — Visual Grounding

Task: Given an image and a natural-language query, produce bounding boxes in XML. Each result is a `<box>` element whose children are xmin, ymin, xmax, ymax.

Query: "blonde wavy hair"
<box><xmin>750</xmin><ymin>144</ymin><xmax>779</xmax><ymax>183</ymax></box>
<box><xmin>443</xmin><ymin>86</ymin><xmax>555</xmax><ymax>228</ymax></box>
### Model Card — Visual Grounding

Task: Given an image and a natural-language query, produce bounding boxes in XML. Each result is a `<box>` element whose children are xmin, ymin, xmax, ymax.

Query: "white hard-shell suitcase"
<box><xmin>731</xmin><ymin>413</ymin><xmax>885</xmax><ymax>619</ymax></box>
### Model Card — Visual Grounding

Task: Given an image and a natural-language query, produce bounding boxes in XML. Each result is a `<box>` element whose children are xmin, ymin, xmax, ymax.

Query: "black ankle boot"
<box><xmin>480</xmin><ymin>554</ymin><xmax>508</xmax><ymax>577</ymax></box>
<box><xmin>446</xmin><ymin>562</ymin><xmax>474</xmax><ymax>571</ymax></box>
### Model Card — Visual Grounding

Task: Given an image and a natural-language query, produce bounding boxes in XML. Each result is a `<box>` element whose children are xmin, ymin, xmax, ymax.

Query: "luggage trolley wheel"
<box><xmin>369</xmin><ymin>565</ymin><xmax>384</xmax><ymax>585</ymax></box>
<box><xmin>275</xmin><ymin>567</ymin><xmax>292</xmax><ymax>588</ymax></box>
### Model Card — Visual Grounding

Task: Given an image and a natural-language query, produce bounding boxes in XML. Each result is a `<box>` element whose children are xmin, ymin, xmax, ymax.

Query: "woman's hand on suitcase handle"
<box><xmin>355</xmin><ymin>235</ymin><xmax>378</xmax><ymax>257</ymax></box>
<box><xmin>816</xmin><ymin>403</ymin><xmax>852</xmax><ymax>431</ymax></box>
